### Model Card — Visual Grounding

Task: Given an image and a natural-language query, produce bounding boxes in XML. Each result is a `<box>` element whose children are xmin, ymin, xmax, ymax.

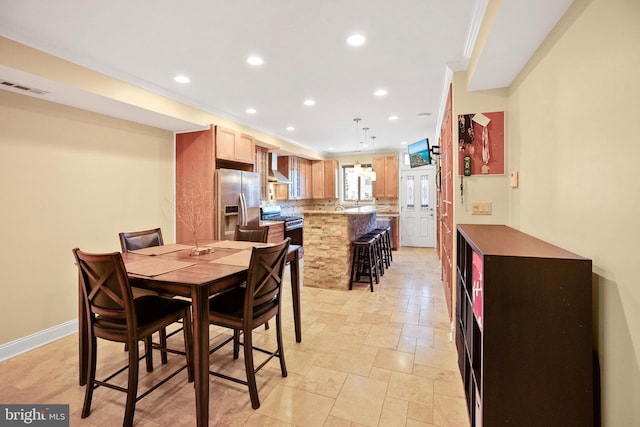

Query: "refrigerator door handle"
<box><xmin>239</xmin><ymin>193</ymin><xmax>248</xmax><ymax>226</ymax></box>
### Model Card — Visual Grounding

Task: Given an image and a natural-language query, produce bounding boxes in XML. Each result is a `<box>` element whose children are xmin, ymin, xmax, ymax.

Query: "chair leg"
<box><xmin>182</xmin><ymin>309</ymin><xmax>194</xmax><ymax>383</ymax></box>
<box><xmin>144</xmin><ymin>337</ymin><xmax>153</xmax><ymax>372</ymax></box>
<box><xmin>123</xmin><ymin>338</ymin><xmax>139</xmax><ymax>427</ymax></box>
<box><xmin>276</xmin><ymin>314</ymin><xmax>287</xmax><ymax>378</ymax></box>
<box><xmin>233</xmin><ymin>330</ymin><xmax>240</xmax><ymax>360</ymax></box>
<box><xmin>81</xmin><ymin>335</ymin><xmax>97</xmax><ymax>419</ymax></box>
<box><xmin>367</xmin><ymin>247</ymin><xmax>376</xmax><ymax>290</ymax></box>
<box><xmin>243</xmin><ymin>327</ymin><xmax>260</xmax><ymax>409</ymax></box>
<box><xmin>159</xmin><ymin>328</ymin><xmax>168</xmax><ymax>365</ymax></box>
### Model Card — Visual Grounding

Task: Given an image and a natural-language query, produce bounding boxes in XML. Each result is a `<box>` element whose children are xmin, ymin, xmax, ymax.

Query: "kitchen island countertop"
<box><xmin>303</xmin><ymin>205</ymin><xmax>391</xmax><ymax>215</ymax></box>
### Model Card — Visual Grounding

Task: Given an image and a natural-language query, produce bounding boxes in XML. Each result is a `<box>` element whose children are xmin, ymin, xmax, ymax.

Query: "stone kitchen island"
<box><xmin>303</xmin><ymin>205</ymin><xmax>390</xmax><ymax>289</ymax></box>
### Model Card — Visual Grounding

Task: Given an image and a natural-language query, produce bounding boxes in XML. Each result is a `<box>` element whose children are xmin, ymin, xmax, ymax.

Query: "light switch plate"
<box><xmin>472</xmin><ymin>202</ymin><xmax>492</xmax><ymax>215</ymax></box>
<box><xmin>510</xmin><ymin>171</ymin><xmax>519</xmax><ymax>188</ymax></box>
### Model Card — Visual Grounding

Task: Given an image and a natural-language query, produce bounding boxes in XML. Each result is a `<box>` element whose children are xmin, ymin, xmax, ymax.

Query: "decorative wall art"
<box><xmin>458</xmin><ymin>111</ymin><xmax>504</xmax><ymax>175</ymax></box>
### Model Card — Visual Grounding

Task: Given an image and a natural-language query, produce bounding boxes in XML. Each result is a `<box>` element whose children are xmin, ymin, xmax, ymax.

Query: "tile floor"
<box><xmin>0</xmin><ymin>247</ymin><xmax>470</xmax><ymax>426</ymax></box>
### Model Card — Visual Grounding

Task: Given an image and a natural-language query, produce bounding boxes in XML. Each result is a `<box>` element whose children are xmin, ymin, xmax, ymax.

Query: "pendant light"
<box><xmin>353</xmin><ymin>118</ymin><xmax>362</xmax><ymax>172</ymax></box>
<box><xmin>370</xmin><ymin>135</ymin><xmax>377</xmax><ymax>181</ymax></box>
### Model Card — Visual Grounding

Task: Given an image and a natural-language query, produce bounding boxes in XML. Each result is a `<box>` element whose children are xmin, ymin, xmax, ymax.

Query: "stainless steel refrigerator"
<box><xmin>216</xmin><ymin>168</ymin><xmax>261</xmax><ymax>240</ymax></box>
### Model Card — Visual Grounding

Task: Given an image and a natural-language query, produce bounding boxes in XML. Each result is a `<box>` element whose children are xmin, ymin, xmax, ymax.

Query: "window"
<box><xmin>420</xmin><ymin>175</ymin><xmax>430</xmax><ymax>209</ymax></box>
<box><xmin>343</xmin><ymin>164</ymin><xmax>373</xmax><ymax>202</ymax></box>
<box><xmin>405</xmin><ymin>174</ymin><xmax>430</xmax><ymax>210</ymax></box>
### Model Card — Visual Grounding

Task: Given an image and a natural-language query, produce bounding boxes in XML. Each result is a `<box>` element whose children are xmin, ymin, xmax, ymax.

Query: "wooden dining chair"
<box><xmin>234</xmin><ymin>224</ymin><xmax>269</xmax><ymax>243</ymax></box>
<box><xmin>119</xmin><ymin>227</ymin><xmax>164</xmax><ymax>252</ymax></box>
<box><xmin>119</xmin><ymin>227</ymin><xmax>179</xmax><ymax>365</ymax></box>
<box><xmin>208</xmin><ymin>238</ymin><xmax>290</xmax><ymax>409</ymax></box>
<box><xmin>73</xmin><ymin>248</ymin><xmax>193</xmax><ymax>427</ymax></box>
<box><xmin>234</xmin><ymin>224</ymin><xmax>272</xmax><ymax>329</ymax></box>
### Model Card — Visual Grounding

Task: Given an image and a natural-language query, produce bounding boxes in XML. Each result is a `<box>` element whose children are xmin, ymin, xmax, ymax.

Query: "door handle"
<box><xmin>239</xmin><ymin>193</ymin><xmax>248</xmax><ymax>225</ymax></box>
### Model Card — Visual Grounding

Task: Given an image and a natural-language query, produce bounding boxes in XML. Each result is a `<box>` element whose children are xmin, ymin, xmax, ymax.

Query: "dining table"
<box><xmin>77</xmin><ymin>240</ymin><xmax>303</xmax><ymax>427</ymax></box>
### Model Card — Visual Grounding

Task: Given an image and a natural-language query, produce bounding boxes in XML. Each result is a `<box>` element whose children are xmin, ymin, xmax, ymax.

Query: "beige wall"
<box><xmin>0</xmin><ymin>90</ymin><xmax>176</xmax><ymax>344</ymax></box>
<box><xmin>452</xmin><ymin>72</ymin><xmax>510</xmax><ymax>225</ymax></box>
<box><xmin>458</xmin><ymin>0</ymin><xmax>640</xmax><ymax>424</ymax></box>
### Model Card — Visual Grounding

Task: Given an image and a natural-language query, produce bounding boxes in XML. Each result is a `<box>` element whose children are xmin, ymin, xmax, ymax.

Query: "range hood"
<box><xmin>268</xmin><ymin>152</ymin><xmax>291</xmax><ymax>184</ymax></box>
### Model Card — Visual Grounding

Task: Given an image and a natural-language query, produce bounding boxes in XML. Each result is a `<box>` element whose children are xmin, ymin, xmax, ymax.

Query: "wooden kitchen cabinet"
<box><xmin>254</xmin><ymin>145</ymin><xmax>269</xmax><ymax>201</ymax></box>
<box><xmin>311</xmin><ymin>160</ymin><xmax>324</xmax><ymax>199</ymax></box>
<box><xmin>324</xmin><ymin>160</ymin><xmax>338</xmax><ymax>198</ymax></box>
<box><xmin>265</xmin><ymin>222</ymin><xmax>285</xmax><ymax>243</ymax></box>
<box><xmin>302</xmin><ymin>159</ymin><xmax>313</xmax><ymax>199</ymax></box>
<box><xmin>175</xmin><ymin>128</ymin><xmax>216</xmax><ymax>242</ymax></box>
<box><xmin>215</xmin><ymin>126</ymin><xmax>255</xmax><ymax>165</ymax></box>
<box><xmin>274</xmin><ymin>155</ymin><xmax>311</xmax><ymax>200</ymax></box>
<box><xmin>372</xmin><ymin>155</ymin><xmax>399</xmax><ymax>198</ymax></box>
<box><xmin>275</xmin><ymin>156</ymin><xmax>291</xmax><ymax>201</ymax></box>
<box><xmin>391</xmin><ymin>216</ymin><xmax>399</xmax><ymax>250</ymax></box>
<box><xmin>311</xmin><ymin>160</ymin><xmax>338</xmax><ymax>199</ymax></box>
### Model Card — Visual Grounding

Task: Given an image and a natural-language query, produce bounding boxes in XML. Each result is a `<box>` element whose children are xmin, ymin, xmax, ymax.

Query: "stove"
<box><xmin>261</xmin><ymin>206</ymin><xmax>304</xmax><ymax>244</ymax></box>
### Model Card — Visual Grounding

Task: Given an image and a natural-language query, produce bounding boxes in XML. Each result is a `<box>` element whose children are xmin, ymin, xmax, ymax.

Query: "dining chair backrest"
<box><xmin>119</xmin><ymin>228</ymin><xmax>164</xmax><ymax>253</ymax></box>
<box><xmin>244</xmin><ymin>238</ymin><xmax>290</xmax><ymax>326</ymax></box>
<box><xmin>235</xmin><ymin>224</ymin><xmax>269</xmax><ymax>244</ymax></box>
<box><xmin>73</xmin><ymin>249</ymin><xmax>136</xmax><ymax>335</ymax></box>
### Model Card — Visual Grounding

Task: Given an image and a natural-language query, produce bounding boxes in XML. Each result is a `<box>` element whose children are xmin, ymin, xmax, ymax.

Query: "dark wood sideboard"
<box><xmin>456</xmin><ymin>224</ymin><xmax>593</xmax><ymax>426</ymax></box>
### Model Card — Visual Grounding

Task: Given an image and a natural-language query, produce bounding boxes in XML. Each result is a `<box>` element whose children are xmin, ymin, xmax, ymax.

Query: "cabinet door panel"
<box><xmin>372</xmin><ymin>157</ymin><xmax>385</xmax><ymax>198</ymax></box>
<box><xmin>324</xmin><ymin>160</ymin><xmax>338</xmax><ymax>199</ymax></box>
<box><xmin>237</xmin><ymin>133</ymin><xmax>255</xmax><ymax>164</ymax></box>
<box><xmin>385</xmin><ymin>156</ymin><xmax>398</xmax><ymax>197</ymax></box>
<box><xmin>312</xmin><ymin>160</ymin><xmax>324</xmax><ymax>199</ymax></box>
<box><xmin>215</xmin><ymin>126</ymin><xmax>236</xmax><ymax>161</ymax></box>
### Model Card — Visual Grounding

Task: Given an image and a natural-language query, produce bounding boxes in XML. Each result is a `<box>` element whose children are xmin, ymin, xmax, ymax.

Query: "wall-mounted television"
<box><xmin>408</xmin><ymin>138</ymin><xmax>431</xmax><ymax>168</ymax></box>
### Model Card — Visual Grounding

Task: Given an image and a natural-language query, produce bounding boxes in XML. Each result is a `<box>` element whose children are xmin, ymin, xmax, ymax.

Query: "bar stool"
<box><xmin>350</xmin><ymin>234</ymin><xmax>379</xmax><ymax>292</ymax></box>
<box><xmin>374</xmin><ymin>227</ymin><xmax>392</xmax><ymax>269</ymax></box>
<box><xmin>362</xmin><ymin>230</ymin><xmax>385</xmax><ymax>277</ymax></box>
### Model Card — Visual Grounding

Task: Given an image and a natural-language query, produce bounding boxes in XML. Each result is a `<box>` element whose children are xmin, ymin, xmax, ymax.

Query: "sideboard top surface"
<box><xmin>457</xmin><ymin>224</ymin><xmax>589</xmax><ymax>261</ymax></box>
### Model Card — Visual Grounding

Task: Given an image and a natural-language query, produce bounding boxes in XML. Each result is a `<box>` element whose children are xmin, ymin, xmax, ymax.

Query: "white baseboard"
<box><xmin>0</xmin><ymin>319</ymin><xmax>78</xmax><ymax>362</ymax></box>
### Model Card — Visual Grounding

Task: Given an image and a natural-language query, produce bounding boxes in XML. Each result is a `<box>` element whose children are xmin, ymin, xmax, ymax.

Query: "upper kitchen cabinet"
<box><xmin>175</xmin><ymin>128</ymin><xmax>216</xmax><ymax>242</ymax></box>
<box><xmin>215</xmin><ymin>126</ymin><xmax>255</xmax><ymax>165</ymax></box>
<box><xmin>254</xmin><ymin>145</ymin><xmax>269</xmax><ymax>201</ymax></box>
<box><xmin>372</xmin><ymin>155</ymin><xmax>399</xmax><ymax>198</ymax></box>
<box><xmin>312</xmin><ymin>160</ymin><xmax>338</xmax><ymax>199</ymax></box>
<box><xmin>275</xmin><ymin>155</ymin><xmax>309</xmax><ymax>200</ymax></box>
<box><xmin>301</xmin><ymin>158</ymin><xmax>312</xmax><ymax>199</ymax></box>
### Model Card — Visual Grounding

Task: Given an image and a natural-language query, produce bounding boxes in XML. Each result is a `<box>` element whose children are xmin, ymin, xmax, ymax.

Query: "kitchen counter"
<box><xmin>376</xmin><ymin>212</ymin><xmax>399</xmax><ymax>217</ymax></box>
<box><xmin>303</xmin><ymin>205</ymin><xmax>391</xmax><ymax>215</ymax></box>
<box><xmin>259</xmin><ymin>219</ymin><xmax>284</xmax><ymax>226</ymax></box>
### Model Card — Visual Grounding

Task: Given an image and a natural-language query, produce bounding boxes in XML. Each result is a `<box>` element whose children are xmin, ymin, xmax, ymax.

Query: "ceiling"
<box><xmin>0</xmin><ymin>0</ymin><xmax>573</xmax><ymax>156</ymax></box>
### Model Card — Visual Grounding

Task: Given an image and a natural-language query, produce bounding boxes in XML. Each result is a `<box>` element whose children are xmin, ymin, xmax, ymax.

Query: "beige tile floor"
<box><xmin>0</xmin><ymin>247</ymin><xmax>470</xmax><ymax>426</ymax></box>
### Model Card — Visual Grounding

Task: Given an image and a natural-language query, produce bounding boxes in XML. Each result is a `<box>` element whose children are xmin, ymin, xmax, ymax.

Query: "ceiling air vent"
<box><xmin>0</xmin><ymin>79</ymin><xmax>49</xmax><ymax>95</ymax></box>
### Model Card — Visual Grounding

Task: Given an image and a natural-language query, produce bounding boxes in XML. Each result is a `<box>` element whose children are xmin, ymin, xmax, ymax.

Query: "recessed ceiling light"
<box><xmin>286</xmin><ymin>126</ymin><xmax>295</xmax><ymax>131</ymax></box>
<box><xmin>303</xmin><ymin>99</ymin><xmax>316</xmax><ymax>106</ymax></box>
<box><xmin>417</xmin><ymin>112</ymin><xmax>432</xmax><ymax>117</ymax></box>
<box><xmin>174</xmin><ymin>75</ymin><xmax>190</xmax><ymax>84</ymax></box>
<box><xmin>400</xmin><ymin>141</ymin><xmax>408</xmax><ymax>145</ymax></box>
<box><xmin>374</xmin><ymin>89</ymin><xmax>388</xmax><ymax>97</ymax></box>
<box><xmin>246</xmin><ymin>108</ymin><xmax>257</xmax><ymax>114</ymax></box>
<box><xmin>328</xmin><ymin>147</ymin><xmax>334</xmax><ymax>150</ymax></box>
<box><xmin>347</xmin><ymin>34</ymin><xmax>366</xmax><ymax>47</ymax></box>
<box><xmin>246</xmin><ymin>56</ymin><xmax>264</xmax><ymax>66</ymax></box>
<box><xmin>388</xmin><ymin>115</ymin><xmax>399</xmax><ymax>121</ymax></box>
